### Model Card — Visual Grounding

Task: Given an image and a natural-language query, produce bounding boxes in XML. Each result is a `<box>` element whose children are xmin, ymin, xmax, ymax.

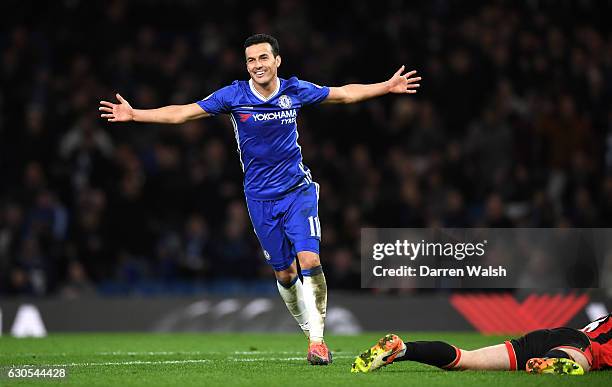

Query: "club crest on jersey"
<box><xmin>278</xmin><ymin>95</ymin><xmax>292</xmax><ymax>109</ymax></box>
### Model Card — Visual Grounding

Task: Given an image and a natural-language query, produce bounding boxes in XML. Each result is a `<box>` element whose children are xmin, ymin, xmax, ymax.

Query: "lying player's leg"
<box><xmin>351</xmin><ymin>334</ymin><xmax>408</xmax><ymax>372</ymax></box>
<box><xmin>353</xmin><ymin>335</ymin><xmax>519</xmax><ymax>373</ymax></box>
<box><xmin>353</xmin><ymin>328</ymin><xmax>591</xmax><ymax>374</ymax></box>
<box><xmin>512</xmin><ymin>327</ymin><xmax>591</xmax><ymax>374</ymax></box>
<box><xmin>455</xmin><ymin>343</ymin><xmax>512</xmax><ymax>370</ymax></box>
<box><xmin>526</xmin><ymin>348</ymin><xmax>588</xmax><ymax>375</ymax></box>
<box><xmin>551</xmin><ymin>347</ymin><xmax>591</xmax><ymax>372</ymax></box>
<box><xmin>442</xmin><ymin>337</ymin><xmax>589</xmax><ymax>374</ymax></box>
<box><xmin>427</xmin><ymin>341</ymin><xmax>588</xmax><ymax>374</ymax></box>
<box><xmin>352</xmin><ymin>334</ymin><xmax>468</xmax><ymax>372</ymax></box>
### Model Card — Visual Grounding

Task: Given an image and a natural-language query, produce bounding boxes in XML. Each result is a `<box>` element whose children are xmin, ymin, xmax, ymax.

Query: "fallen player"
<box><xmin>352</xmin><ymin>313</ymin><xmax>612</xmax><ymax>375</ymax></box>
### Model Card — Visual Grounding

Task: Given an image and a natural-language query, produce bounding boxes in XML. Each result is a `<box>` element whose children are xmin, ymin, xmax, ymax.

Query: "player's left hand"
<box><xmin>387</xmin><ymin>65</ymin><xmax>421</xmax><ymax>94</ymax></box>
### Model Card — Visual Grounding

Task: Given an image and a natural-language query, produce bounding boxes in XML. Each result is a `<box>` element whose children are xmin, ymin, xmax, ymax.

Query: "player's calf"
<box><xmin>299</xmin><ymin>258</ymin><xmax>327</xmax><ymax>343</ymax></box>
<box><xmin>276</xmin><ymin>271</ymin><xmax>310</xmax><ymax>339</ymax></box>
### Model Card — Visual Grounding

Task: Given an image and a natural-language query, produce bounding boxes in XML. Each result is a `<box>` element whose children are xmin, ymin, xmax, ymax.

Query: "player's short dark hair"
<box><xmin>244</xmin><ymin>34</ymin><xmax>280</xmax><ymax>57</ymax></box>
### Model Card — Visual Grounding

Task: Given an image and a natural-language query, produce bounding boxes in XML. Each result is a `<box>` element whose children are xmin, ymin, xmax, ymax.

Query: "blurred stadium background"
<box><xmin>1</xmin><ymin>0</ymin><xmax>612</xmax><ymax>335</ymax></box>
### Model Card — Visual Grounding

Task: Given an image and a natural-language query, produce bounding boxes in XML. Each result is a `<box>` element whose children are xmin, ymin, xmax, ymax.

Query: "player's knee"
<box><xmin>274</xmin><ymin>264</ymin><xmax>298</xmax><ymax>284</ymax></box>
<box><xmin>297</xmin><ymin>251</ymin><xmax>320</xmax><ymax>269</ymax></box>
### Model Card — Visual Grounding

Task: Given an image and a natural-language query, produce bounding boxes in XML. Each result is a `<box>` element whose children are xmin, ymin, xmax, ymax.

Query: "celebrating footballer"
<box><xmin>100</xmin><ymin>33</ymin><xmax>421</xmax><ymax>365</ymax></box>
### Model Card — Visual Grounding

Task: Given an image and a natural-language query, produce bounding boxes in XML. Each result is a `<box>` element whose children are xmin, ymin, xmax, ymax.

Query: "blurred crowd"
<box><xmin>1</xmin><ymin>0</ymin><xmax>611</xmax><ymax>296</ymax></box>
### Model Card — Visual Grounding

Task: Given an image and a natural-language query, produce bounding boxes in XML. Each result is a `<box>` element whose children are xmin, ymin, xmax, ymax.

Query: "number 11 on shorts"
<box><xmin>308</xmin><ymin>216</ymin><xmax>321</xmax><ymax>238</ymax></box>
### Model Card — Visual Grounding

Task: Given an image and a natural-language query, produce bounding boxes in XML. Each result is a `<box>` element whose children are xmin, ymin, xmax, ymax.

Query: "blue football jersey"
<box><xmin>196</xmin><ymin>77</ymin><xmax>329</xmax><ymax>200</ymax></box>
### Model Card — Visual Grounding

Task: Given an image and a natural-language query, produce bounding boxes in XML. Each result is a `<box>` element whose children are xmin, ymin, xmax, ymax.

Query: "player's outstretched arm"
<box><xmin>324</xmin><ymin>65</ymin><xmax>420</xmax><ymax>104</ymax></box>
<box><xmin>99</xmin><ymin>93</ymin><xmax>210</xmax><ymax>124</ymax></box>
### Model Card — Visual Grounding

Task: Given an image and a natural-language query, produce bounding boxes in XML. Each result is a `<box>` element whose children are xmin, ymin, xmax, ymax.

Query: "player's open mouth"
<box><xmin>255</xmin><ymin>70</ymin><xmax>265</xmax><ymax>77</ymax></box>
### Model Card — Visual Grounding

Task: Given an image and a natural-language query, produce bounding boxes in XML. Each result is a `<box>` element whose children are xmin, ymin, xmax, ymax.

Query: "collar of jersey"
<box><xmin>248</xmin><ymin>78</ymin><xmax>281</xmax><ymax>102</ymax></box>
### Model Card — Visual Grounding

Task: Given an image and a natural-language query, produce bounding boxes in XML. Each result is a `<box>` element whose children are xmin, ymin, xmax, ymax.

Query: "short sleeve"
<box><xmin>196</xmin><ymin>85</ymin><xmax>234</xmax><ymax>115</ymax></box>
<box><xmin>297</xmin><ymin>79</ymin><xmax>330</xmax><ymax>106</ymax></box>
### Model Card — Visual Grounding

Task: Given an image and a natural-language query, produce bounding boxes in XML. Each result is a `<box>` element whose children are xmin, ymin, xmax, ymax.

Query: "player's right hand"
<box><xmin>99</xmin><ymin>93</ymin><xmax>134</xmax><ymax>122</ymax></box>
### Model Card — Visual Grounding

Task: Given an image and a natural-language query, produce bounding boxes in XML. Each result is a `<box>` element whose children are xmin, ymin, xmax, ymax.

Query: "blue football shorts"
<box><xmin>246</xmin><ymin>182</ymin><xmax>321</xmax><ymax>271</ymax></box>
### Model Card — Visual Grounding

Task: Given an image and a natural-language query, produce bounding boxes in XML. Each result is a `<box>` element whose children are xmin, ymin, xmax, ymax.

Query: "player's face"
<box><xmin>245</xmin><ymin>43</ymin><xmax>281</xmax><ymax>86</ymax></box>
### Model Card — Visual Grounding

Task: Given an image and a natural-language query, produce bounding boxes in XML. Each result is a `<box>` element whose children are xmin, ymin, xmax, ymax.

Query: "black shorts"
<box><xmin>508</xmin><ymin>327</ymin><xmax>591</xmax><ymax>370</ymax></box>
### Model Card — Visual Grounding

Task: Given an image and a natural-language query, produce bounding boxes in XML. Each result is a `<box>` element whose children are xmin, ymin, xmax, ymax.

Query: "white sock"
<box><xmin>302</xmin><ymin>270</ymin><xmax>327</xmax><ymax>343</ymax></box>
<box><xmin>277</xmin><ymin>278</ymin><xmax>310</xmax><ymax>337</ymax></box>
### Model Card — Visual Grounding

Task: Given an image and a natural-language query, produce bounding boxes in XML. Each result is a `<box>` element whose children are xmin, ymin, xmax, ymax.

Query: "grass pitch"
<box><xmin>1</xmin><ymin>332</ymin><xmax>611</xmax><ymax>386</ymax></box>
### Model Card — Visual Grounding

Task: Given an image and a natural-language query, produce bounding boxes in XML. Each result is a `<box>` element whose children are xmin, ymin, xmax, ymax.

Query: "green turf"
<box><xmin>0</xmin><ymin>332</ymin><xmax>610</xmax><ymax>386</ymax></box>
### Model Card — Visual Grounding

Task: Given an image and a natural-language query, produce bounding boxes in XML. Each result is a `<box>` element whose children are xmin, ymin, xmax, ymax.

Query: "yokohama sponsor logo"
<box><xmin>252</xmin><ymin>109</ymin><xmax>297</xmax><ymax>122</ymax></box>
<box><xmin>450</xmin><ymin>293</ymin><xmax>589</xmax><ymax>334</ymax></box>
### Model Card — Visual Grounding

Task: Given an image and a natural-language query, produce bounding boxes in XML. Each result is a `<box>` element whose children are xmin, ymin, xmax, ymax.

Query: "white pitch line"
<box><xmin>97</xmin><ymin>351</ymin><xmax>312</xmax><ymax>355</ymax></box>
<box><xmin>4</xmin><ymin>350</ymin><xmax>353</xmax><ymax>357</ymax></box>
<box><xmin>11</xmin><ymin>355</ymin><xmax>355</xmax><ymax>368</ymax></box>
<box><xmin>15</xmin><ymin>359</ymin><xmax>211</xmax><ymax>367</ymax></box>
<box><xmin>231</xmin><ymin>355</ymin><xmax>354</xmax><ymax>362</ymax></box>
<box><xmin>97</xmin><ymin>351</ymin><xmax>213</xmax><ymax>356</ymax></box>
<box><xmin>232</xmin><ymin>357</ymin><xmax>304</xmax><ymax>362</ymax></box>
